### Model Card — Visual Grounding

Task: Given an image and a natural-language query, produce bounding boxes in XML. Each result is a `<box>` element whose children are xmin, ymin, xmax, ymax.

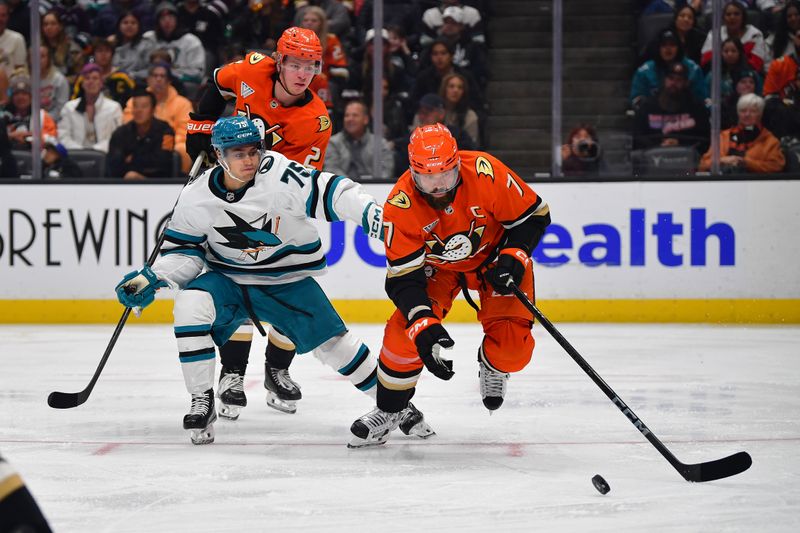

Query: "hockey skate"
<box><xmin>348</xmin><ymin>407</ymin><xmax>401</xmax><ymax>448</ymax></box>
<box><xmin>183</xmin><ymin>389</ymin><xmax>217</xmax><ymax>445</ymax></box>
<box><xmin>264</xmin><ymin>362</ymin><xmax>302</xmax><ymax>414</ymax></box>
<box><xmin>217</xmin><ymin>366</ymin><xmax>247</xmax><ymax>420</ymax></box>
<box><xmin>479</xmin><ymin>360</ymin><xmax>509</xmax><ymax>411</ymax></box>
<box><xmin>398</xmin><ymin>402</ymin><xmax>435</xmax><ymax>439</ymax></box>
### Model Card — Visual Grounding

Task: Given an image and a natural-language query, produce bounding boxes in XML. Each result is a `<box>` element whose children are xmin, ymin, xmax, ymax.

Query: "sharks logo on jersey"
<box><xmin>215</xmin><ymin>210</ymin><xmax>282</xmax><ymax>261</ymax></box>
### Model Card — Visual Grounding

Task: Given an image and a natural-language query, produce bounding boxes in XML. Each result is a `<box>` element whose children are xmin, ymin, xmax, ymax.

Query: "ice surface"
<box><xmin>1</xmin><ymin>323</ymin><xmax>798</xmax><ymax>532</ymax></box>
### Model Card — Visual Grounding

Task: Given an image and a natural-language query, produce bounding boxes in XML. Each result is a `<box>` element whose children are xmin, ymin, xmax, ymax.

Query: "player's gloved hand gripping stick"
<box><xmin>47</xmin><ymin>154</ymin><xmax>207</xmax><ymax>410</ymax></box>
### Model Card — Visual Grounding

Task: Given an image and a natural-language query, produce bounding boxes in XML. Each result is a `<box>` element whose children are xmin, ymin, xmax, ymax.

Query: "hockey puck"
<box><xmin>592</xmin><ymin>474</ymin><xmax>610</xmax><ymax>495</ymax></box>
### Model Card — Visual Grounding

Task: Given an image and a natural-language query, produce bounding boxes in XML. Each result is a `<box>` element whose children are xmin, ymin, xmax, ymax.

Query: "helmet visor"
<box><xmin>411</xmin><ymin>166</ymin><xmax>460</xmax><ymax>196</ymax></box>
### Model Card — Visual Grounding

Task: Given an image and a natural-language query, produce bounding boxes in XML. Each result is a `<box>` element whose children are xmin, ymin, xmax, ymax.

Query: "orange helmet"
<box><xmin>408</xmin><ymin>124</ymin><xmax>460</xmax><ymax>174</ymax></box>
<box><xmin>276</xmin><ymin>27</ymin><xmax>323</xmax><ymax>74</ymax></box>
<box><xmin>408</xmin><ymin>124</ymin><xmax>461</xmax><ymax>195</ymax></box>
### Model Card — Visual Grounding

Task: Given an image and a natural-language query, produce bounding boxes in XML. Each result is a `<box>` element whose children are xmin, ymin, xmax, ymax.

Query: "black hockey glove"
<box><xmin>487</xmin><ymin>248</ymin><xmax>529</xmax><ymax>295</ymax></box>
<box><xmin>186</xmin><ymin>112</ymin><xmax>217</xmax><ymax>163</ymax></box>
<box><xmin>406</xmin><ymin>312</ymin><xmax>455</xmax><ymax>380</ymax></box>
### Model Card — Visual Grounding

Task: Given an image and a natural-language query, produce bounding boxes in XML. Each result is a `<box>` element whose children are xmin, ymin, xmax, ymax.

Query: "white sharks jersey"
<box><xmin>151</xmin><ymin>150</ymin><xmax>380</xmax><ymax>288</ymax></box>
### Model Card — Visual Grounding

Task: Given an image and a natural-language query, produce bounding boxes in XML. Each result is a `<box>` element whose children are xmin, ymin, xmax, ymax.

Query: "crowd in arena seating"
<box><xmin>0</xmin><ymin>0</ymin><xmax>491</xmax><ymax>180</ymax></box>
<box><xmin>629</xmin><ymin>0</ymin><xmax>800</xmax><ymax>175</ymax></box>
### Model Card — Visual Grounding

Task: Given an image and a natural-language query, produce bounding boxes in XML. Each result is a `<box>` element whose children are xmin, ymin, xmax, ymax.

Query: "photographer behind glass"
<box><xmin>561</xmin><ymin>124</ymin><xmax>607</xmax><ymax>176</ymax></box>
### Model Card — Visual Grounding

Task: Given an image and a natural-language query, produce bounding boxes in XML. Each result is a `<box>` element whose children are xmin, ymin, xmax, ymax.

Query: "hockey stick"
<box><xmin>508</xmin><ymin>282</ymin><xmax>752</xmax><ymax>482</ymax></box>
<box><xmin>47</xmin><ymin>154</ymin><xmax>207</xmax><ymax>410</ymax></box>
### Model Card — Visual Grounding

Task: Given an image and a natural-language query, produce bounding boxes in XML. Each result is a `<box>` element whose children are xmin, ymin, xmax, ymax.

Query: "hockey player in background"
<box><xmin>185</xmin><ymin>27</ymin><xmax>332</xmax><ymax>418</ymax></box>
<box><xmin>116</xmin><ymin>117</ymin><xmax>430</xmax><ymax>444</ymax></box>
<box><xmin>349</xmin><ymin>124</ymin><xmax>552</xmax><ymax>448</ymax></box>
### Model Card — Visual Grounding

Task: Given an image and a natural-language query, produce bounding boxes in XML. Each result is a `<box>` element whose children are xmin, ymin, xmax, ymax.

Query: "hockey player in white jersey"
<box><xmin>115</xmin><ymin>116</ymin><xmax>431</xmax><ymax>444</ymax></box>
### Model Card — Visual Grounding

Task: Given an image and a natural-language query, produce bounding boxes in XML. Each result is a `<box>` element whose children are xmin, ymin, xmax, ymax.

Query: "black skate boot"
<box><xmin>398</xmin><ymin>402</ymin><xmax>435</xmax><ymax>439</ymax></box>
<box><xmin>478</xmin><ymin>359</ymin><xmax>509</xmax><ymax>411</ymax></box>
<box><xmin>264</xmin><ymin>362</ymin><xmax>302</xmax><ymax>414</ymax></box>
<box><xmin>217</xmin><ymin>366</ymin><xmax>247</xmax><ymax>420</ymax></box>
<box><xmin>348</xmin><ymin>407</ymin><xmax>401</xmax><ymax>448</ymax></box>
<box><xmin>183</xmin><ymin>389</ymin><xmax>217</xmax><ymax>445</ymax></box>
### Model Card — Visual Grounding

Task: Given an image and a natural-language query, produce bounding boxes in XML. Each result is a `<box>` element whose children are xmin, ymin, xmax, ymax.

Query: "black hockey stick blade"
<box><xmin>681</xmin><ymin>451</ymin><xmax>753</xmax><ymax>482</ymax></box>
<box><xmin>47</xmin><ymin>390</ymin><xmax>87</xmax><ymax>409</ymax></box>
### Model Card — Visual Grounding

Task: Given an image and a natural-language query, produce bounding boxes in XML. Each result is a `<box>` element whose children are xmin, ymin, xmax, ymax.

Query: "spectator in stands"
<box><xmin>42</xmin><ymin>9</ymin><xmax>85</xmax><ymax>83</ymax></box>
<box><xmin>701</xmin><ymin>2</ymin><xmax>767</xmax><ymax>73</ymax></box>
<box><xmin>52</xmin><ymin>0</ymin><xmax>92</xmax><ymax>38</ymax></box>
<box><xmin>143</xmin><ymin>2</ymin><xmax>205</xmax><ymax>94</ymax></box>
<box><xmin>124</xmin><ymin>62</ymin><xmax>192</xmax><ymax>172</ymax></box>
<box><xmin>111</xmin><ymin>10</ymin><xmax>155</xmax><ymax>83</ymax></box>
<box><xmin>380</xmin><ymin>75</ymin><xmax>409</xmax><ymax>141</ymax></box>
<box><xmin>411</xmin><ymin>38</ymin><xmax>483</xmax><ymax>120</ymax></box>
<box><xmin>436</xmin><ymin>5</ymin><xmax>489</xmax><ymax>89</ymax></box>
<box><xmin>71</xmin><ymin>38</ymin><xmax>135</xmax><ymax>107</ymax></box>
<box><xmin>3</xmin><ymin>0</ymin><xmax>27</xmax><ymax>43</ymax></box>
<box><xmin>58</xmin><ymin>63</ymin><xmax>123</xmax><ymax>153</ymax></box>
<box><xmin>324</xmin><ymin>99</ymin><xmax>394</xmax><ymax>181</ymax></box>
<box><xmin>439</xmin><ymin>72</ymin><xmax>480</xmax><ymax>148</ymax></box>
<box><xmin>631</xmin><ymin>29</ymin><xmax>708</xmax><ymax>108</ymax></box>
<box><xmin>561</xmin><ymin>124</ymin><xmax>607</xmax><ymax>176</ymax></box>
<box><xmin>42</xmin><ymin>137</ymin><xmax>83</xmax><ymax>179</ymax></box>
<box><xmin>705</xmin><ymin>38</ymin><xmax>763</xmax><ymax>101</ymax></box>
<box><xmin>763</xmin><ymin>45</ymin><xmax>799</xmax><ymax>99</ymax></box>
<box><xmin>633</xmin><ymin>61</ymin><xmax>710</xmax><ymax>151</ymax></box>
<box><xmin>763</xmin><ymin>62</ymin><xmax>800</xmax><ymax>142</ymax></box>
<box><xmin>107</xmin><ymin>88</ymin><xmax>175</xmax><ymax>179</ymax></box>
<box><xmin>722</xmin><ymin>68</ymin><xmax>761</xmax><ymax>128</ymax></box>
<box><xmin>1</xmin><ymin>73</ymin><xmax>58</xmax><ymax>150</ymax></box>
<box><xmin>346</xmin><ymin>28</ymin><xmax>411</xmax><ymax>102</ymax></box>
<box><xmin>295</xmin><ymin>0</ymin><xmax>351</xmax><ymax>38</ymax></box>
<box><xmin>38</xmin><ymin>45</ymin><xmax>70</xmax><ymax>122</ymax></box>
<box><xmin>0</xmin><ymin>116</ymin><xmax>17</xmax><ymax>177</ymax></box>
<box><xmin>0</xmin><ymin>2</ymin><xmax>26</xmax><ymax>80</ymax></box>
<box><xmin>766</xmin><ymin>1</ymin><xmax>800</xmax><ymax>64</ymax></box>
<box><xmin>93</xmin><ymin>0</ymin><xmax>156</xmax><ymax>38</ymax></box>
<box><xmin>177</xmin><ymin>0</ymin><xmax>226</xmax><ymax>71</ymax></box>
<box><xmin>669</xmin><ymin>4</ymin><xmax>706</xmax><ymax>64</ymax></box>
<box><xmin>420</xmin><ymin>0</ymin><xmax>484</xmax><ymax>48</ymax></box>
<box><xmin>700</xmin><ymin>93</ymin><xmax>785</xmax><ymax>172</ymax></box>
<box><xmin>387</xmin><ymin>24</ymin><xmax>417</xmax><ymax>78</ymax></box>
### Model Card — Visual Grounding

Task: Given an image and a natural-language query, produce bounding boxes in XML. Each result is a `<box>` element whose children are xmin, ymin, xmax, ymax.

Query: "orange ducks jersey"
<box><xmin>214</xmin><ymin>51</ymin><xmax>332</xmax><ymax>170</ymax></box>
<box><xmin>383</xmin><ymin>151</ymin><xmax>548</xmax><ymax>277</ymax></box>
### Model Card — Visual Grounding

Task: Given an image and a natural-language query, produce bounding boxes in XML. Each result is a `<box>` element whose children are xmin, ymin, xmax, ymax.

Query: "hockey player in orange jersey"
<box><xmin>184</xmin><ymin>27</ymin><xmax>333</xmax><ymax>420</ymax></box>
<box><xmin>349</xmin><ymin>124</ymin><xmax>552</xmax><ymax>448</ymax></box>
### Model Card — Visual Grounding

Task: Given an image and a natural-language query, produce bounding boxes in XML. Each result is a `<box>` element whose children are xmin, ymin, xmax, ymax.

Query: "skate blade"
<box><xmin>189</xmin><ymin>424</ymin><xmax>215</xmax><ymax>445</ymax></box>
<box><xmin>404</xmin><ymin>422</ymin><xmax>436</xmax><ymax>439</ymax></box>
<box><xmin>347</xmin><ymin>436</ymin><xmax>389</xmax><ymax>449</ymax></box>
<box><xmin>266</xmin><ymin>393</ymin><xmax>297</xmax><ymax>414</ymax></box>
<box><xmin>218</xmin><ymin>404</ymin><xmax>241</xmax><ymax>420</ymax></box>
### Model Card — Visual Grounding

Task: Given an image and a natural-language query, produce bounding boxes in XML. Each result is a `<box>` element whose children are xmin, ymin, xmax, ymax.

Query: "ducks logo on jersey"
<box><xmin>425</xmin><ymin>219</ymin><xmax>487</xmax><ymax>263</ymax></box>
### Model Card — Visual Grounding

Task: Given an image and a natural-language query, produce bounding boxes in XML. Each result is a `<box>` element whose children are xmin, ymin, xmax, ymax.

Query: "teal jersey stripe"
<box><xmin>174</xmin><ymin>325</ymin><xmax>212</xmax><ymax>335</ymax></box>
<box><xmin>339</xmin><ymin>344</ymin><xmax>369</xmax><ymax>375</ymax></box>
<box><xmin>179</xmin><ymin>351</ymin><xmax>215</xmax><ymax>363</ymax></box>
<box><xmin>165</xmin><ymin>228</ymin><xmax>206</xmax><ymax>244</ymax></box>
<box><xmin>357</xmin><ymin>374</ymin><xmax>378</xmax><ymax>391</ymax></box>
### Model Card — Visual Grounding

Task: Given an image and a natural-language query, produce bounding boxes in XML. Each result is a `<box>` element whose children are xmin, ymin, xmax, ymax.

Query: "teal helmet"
<box><xmin>211</xmin><ymin>116</ymin><xmax>262</xmax><ymax>154</ymax></box>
